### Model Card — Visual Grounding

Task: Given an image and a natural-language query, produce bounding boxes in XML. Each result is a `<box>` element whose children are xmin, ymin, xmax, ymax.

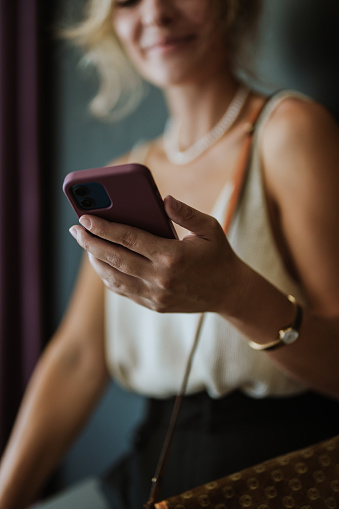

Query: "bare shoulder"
<box><xmin>262</xmin><ymin>95</ymin><xmax>339</xmax><ymax>157</ymax></box>
<box><xmin>260</xmin><ymin>95</ymin><xmax>339</xmax><ymax>198</ymax></box>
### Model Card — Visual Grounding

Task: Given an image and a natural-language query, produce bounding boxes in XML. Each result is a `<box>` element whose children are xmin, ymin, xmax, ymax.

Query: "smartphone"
<box><xmin>63</xmin><ymin>163</ymin><xmax>178</xmax><ymax>239</ymax></box>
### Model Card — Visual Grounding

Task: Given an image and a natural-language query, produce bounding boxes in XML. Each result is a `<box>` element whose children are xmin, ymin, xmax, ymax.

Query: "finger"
<box><xmin>69</xmin><ymin>225</ymin><xmax>152</xmax><ymax>279</ymax></box>
<box><xmin>78</xmin><ymin>214</ymin><xmax>171</xmax><ymax>258</ymax></box>
<box><xmin>164</xmin><ymin>195</ymin><xmax>223</xmax><ymax>239</ymax></box>
<box><xmin>87</xmin><ymin>253</ymin><xmax>145</xmax><ymax>296</ymax></box>
<box><xmin>88</xmin><ymin>253</ymin><xmax>160</xmax><ymax>310</ymax></box>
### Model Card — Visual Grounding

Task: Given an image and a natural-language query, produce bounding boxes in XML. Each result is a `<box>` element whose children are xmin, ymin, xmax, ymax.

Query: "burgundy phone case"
<box><xmin>63</xmin><ymin>163</ymin><xmax>177</xmax><ymax>239</ymax></box>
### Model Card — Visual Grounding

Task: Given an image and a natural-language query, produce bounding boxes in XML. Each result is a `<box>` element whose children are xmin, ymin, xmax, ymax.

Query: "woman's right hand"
<box><xmin>69</xmin><ymin>195</ymin><xmax>244</xmax><ymax>317</ymax></box>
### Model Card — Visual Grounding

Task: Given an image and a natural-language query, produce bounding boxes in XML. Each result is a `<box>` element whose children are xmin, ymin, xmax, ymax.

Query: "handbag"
<box><xmin>155</xmin><ymin>434</ymin><xmax>339</xmax><ymax>509</ymax></box>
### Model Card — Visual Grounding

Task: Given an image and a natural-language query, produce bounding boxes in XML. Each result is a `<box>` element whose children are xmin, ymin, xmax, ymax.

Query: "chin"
<box><xmin>139</xmin><ymin>64</ymin><xmax>198</xmax><ymax>89</ymax></box>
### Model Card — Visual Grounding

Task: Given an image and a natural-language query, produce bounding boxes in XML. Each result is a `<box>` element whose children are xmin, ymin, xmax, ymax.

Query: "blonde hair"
<box><xmin>64</xmin><ymin>0</ymin><xmax>262</xmax><ymax>120</ymax></box>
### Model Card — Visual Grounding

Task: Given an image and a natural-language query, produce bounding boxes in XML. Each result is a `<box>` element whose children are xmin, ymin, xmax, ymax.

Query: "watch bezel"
<box><xmin>279</xmin><ymin>327</ymin><xmax>299</xmax><ymax>345</ymax></box>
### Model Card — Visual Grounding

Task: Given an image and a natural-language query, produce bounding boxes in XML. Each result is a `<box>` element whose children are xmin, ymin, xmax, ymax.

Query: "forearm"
<box><xmin>222</xmin><ymin>259</ymin><xmax>339</xmax><ymax>399</ymax></box>
<box><xmin>0</xmin><ymin>336</ymin><xmax>109</xmax><ymax>509</ymax></box>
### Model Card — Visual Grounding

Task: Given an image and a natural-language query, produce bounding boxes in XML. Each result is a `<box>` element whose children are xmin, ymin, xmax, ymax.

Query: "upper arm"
<box><xmin>261</xmin><ymin>97</ymin><xmax>339</xmax><ymax>315</ymax></box>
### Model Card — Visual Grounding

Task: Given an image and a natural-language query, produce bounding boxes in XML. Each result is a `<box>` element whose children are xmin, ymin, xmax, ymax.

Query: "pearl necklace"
<box><xmin>163</xmin><ymin>84</ymin><xmax>249</xmax><ymax>166</ymax></box>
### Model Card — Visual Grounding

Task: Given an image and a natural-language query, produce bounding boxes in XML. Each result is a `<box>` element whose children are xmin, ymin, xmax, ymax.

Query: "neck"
<box><xmin>164</xmin><ymin>71</ymin><xmax>240</xmax><ymax>150</ymax></box>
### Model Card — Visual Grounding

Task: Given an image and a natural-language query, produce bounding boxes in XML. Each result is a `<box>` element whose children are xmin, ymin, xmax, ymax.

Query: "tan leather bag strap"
<box><xmin>222</xmin><ymin>102</ymin><xmax>265</xmax><ymax>233</ymax></box>
<box><xmin>145</xmin><ymin>98</ymin><xmax>268</xmax><ymax>509</ymax></box>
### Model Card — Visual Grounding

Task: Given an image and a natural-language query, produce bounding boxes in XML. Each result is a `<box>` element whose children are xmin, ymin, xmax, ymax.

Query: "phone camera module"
<box><xmin>74</xmin><ymin>185</ymin><xmax>89</xmax><ymax>197</ymax></box>
<box><xmin>71</xmin><ymin>182</ymin><xmax>111</xmax><ymax>211</ymax></box>
<box><xmin>80</xmin><ymin>197</ymin><xmax>95</xmax><ymax>209</ymax></box>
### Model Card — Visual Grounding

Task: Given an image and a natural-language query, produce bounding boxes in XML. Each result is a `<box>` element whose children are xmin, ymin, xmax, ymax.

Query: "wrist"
<box><xmin>248</xmin><ymin>294</ymin><xmax>303</xmax><ymax>351</ymax></box>
<box><xmin>215</xmin><ymin>254</ymin><xmax>250</xmax><ymax>318</ymax></box>
<box><xmin>217</xmin><ymin>260</ymin><xmax>304</xmax><ymax>350</ymax></box>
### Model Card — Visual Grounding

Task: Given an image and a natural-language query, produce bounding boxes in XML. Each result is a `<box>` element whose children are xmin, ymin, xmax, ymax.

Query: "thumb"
<box><xmin>164</xmin><ymin>195</ymin><xmax>216</xmax><ymax>238</ymax></box>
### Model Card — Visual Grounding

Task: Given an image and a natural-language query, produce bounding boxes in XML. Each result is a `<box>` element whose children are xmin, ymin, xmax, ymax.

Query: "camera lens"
<box><xmin>81</xmin><ymin>198</ymin><xmax>95</xmax><ymax>209</ymax></box>
<box><xmin>74</xmin><ymin>185</ymin><xmax>88</xmax><ymax>197</ymax></box>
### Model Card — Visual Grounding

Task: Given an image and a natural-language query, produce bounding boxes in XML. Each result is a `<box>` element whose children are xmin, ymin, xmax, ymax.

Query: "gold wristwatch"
<box><xmin>248</xmin><ymin>295</ymin><xmax>303</xmax><ymax>351</ymax></box>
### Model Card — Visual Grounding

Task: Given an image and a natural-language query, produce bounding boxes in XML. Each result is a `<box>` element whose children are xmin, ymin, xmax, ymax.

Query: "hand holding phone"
<box><xmin>64</xmin><ymin>163</ymin><xmax>235</xmax><ymax>315</ymax></box>
<box><xmin>63</xmin><ymin>163</ymin><xmax>177</xmax><ymax>239</ymax></box>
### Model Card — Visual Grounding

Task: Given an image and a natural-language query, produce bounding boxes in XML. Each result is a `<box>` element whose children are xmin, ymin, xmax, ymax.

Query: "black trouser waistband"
<box><xmin>142</xmin><ymin>390</ymin><xmax>339</xmax><ymax>433</ymax></box>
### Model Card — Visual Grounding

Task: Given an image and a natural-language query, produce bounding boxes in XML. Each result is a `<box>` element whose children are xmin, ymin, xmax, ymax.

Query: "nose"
<box><xmin>140</xmin><ymin>0</ymin><xmax>176</xmax><ymax>27</ymax></box>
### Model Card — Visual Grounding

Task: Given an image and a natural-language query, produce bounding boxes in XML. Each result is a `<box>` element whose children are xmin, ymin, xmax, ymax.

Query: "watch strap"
<box><xmin>248</xmin><ymin>295</ymin><xmax>303</xmax><ymax>352</ymax></box>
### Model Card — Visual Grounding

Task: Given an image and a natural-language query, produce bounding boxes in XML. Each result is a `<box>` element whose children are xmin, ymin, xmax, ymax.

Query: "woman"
<box><xmin>1</xmin><ymin>1</ymin><xmax>339</xmax><ymax>508</ymax></box>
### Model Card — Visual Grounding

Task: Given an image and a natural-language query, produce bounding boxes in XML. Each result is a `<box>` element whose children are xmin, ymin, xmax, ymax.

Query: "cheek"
<box><xmin>181</xmin><ymin>0</ymin><xmax>211</xmax><ymax>25</ymax></box>
<box><xmin>112</xmin><ymin>14</ymin><xmax>136</xmax><ymax>52</ymax></box>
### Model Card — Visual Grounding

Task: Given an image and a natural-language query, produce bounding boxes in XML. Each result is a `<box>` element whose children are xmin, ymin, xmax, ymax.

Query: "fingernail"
<box><xmin>79</xmin><ymin>216</ymin><xmax>92</xmax><ymax>230</ymax></box>
<box><xmin>69</xmin><ymin>226</ymin><xmax>78</xmax><ymax>239</ymax></box>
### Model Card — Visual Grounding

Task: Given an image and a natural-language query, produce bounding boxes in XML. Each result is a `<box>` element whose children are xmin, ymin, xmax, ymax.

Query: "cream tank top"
<box><xmin>105</xmin><ymin>91</ymin><xmax>309</xmax><ymax>399</ymax></box>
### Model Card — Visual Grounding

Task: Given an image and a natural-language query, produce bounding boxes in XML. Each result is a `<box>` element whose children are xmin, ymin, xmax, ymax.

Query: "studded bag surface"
<box><xmin>155</xmin><ymin>435</ymin><xmax>339</xmax><ymax>509</ymax></box>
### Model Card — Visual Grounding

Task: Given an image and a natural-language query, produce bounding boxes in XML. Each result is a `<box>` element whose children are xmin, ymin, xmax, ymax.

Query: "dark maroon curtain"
<box><xmin>0</xmin><ymin>0</ymin><xmax>44</xmax><ymax>452</ymax></box>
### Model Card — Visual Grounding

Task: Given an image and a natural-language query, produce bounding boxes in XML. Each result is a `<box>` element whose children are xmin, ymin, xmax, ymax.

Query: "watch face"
<box><xmin>281</xmin><ymin>328</ymin><xmax>299</xmax><ymax>344</ymax></box>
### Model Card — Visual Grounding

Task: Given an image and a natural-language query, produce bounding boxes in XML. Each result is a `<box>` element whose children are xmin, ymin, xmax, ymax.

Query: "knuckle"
<box><xmin>154</xmin><ymin>304</ymin><xmax>167</xmax><ymax>314</ymax></box>
<box><xmin>148</xmin><ymin>301</ymin><xmax>164</xmax><ymax>313</ymax></box>
<box><xmin>93</xmin><ymin>222</ymin><xmax>106</xmax><ymax>239</ymax></box>
<box><xmin>200</xmin><ymin>216</ymin><xmax>223</xmax><ymax>243</ymax></box>
<box><xmin>119</xmin><ymin>230</ymin><xmax>138</xmax><ymax>250</ymax></box>
<box><xmin>106</xmin><ymin>251</ymin><xmax>124</xmax><ymax>271</ymax></box>
<box><xmin>153</xmin><ymin>293</ymin><xmax>171</xmax><ymax>313</ymax></box>
<box><xmin>80</xmin><ymin>237</ymin><xmax>91</xmax><ymax>251</ymax></box>
<box><xmin>105</xmin><ymin>272</ymin><xmax>124</xmax><ymax>292</ymax></box>
<box><xmin>78</xmin><ymin>229</ymin><xmax>97</xmax><ymax>252</ymax></box>
<box><xmin>169</xmin><ymin>252</ymin><xmax>185</xmax><ymax>271</ymax></box>
<box><xmin>147</xmin><ymin>285</ymin><xmax>173</xmax><ymax>313</ymax></box>
<box><xmin>210</xmin><ymin>216</ymin><xmax>223</xmax><ymax>236</ymax></box>
<box><xmin>159</xmin><ymin>250</ymin><xmax>184</xmax><ymax>271</ymax></box>
<box><xmin>181</xmin><ymin>205</ymin><xmax>197</xmax><ymax>224</ymax></box>
<box><xmin>157</xmin><ymin>271</ymin><xmax>175</xmax><ymax>291</ymax></box>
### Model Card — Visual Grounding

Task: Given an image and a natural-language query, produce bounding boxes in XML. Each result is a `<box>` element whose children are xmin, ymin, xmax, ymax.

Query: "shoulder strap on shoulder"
<box><xmin>223</xmin><ymin>95</ymin><xmax>271</xmax><ymax>233</ymax></box>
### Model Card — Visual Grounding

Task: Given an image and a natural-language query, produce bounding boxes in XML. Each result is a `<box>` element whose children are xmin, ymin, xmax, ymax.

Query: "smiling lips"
<box><xmin>141</xmin><ymin>34</ymin><xmax>196</xmax><ymax>54</ymax></box>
